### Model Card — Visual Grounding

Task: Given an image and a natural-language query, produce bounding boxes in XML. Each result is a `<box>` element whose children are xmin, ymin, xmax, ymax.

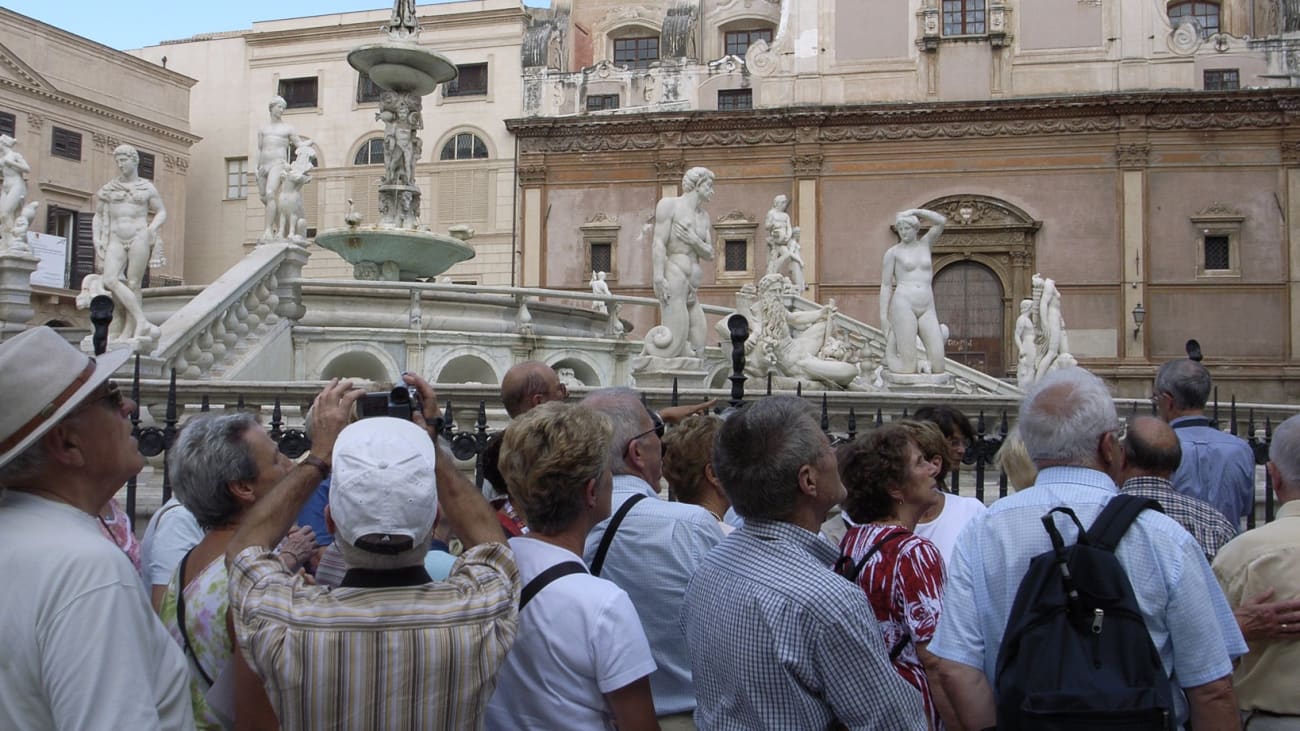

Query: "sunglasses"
<box><xmin>623</xmin><ymin>410</ymin><xmax>665</xmax><ymax>460</ymax></box>
<box><xmin>74</xmin><ymin>380</ymin><xmax>125</xmax><ymax>414</ymax></box>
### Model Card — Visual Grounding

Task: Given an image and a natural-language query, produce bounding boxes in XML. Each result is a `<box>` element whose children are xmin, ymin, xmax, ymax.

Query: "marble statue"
<box><xmin>640</xmin><ymin>167</ymin><xmax>715</xmax><ymax>363</ymax></box>
<box><xmin>1032</xmin><ymin>273</ymin><xmax>1072</xmax><ymax>380</ymax></box>
<box><xmin>271</xmin><ymin>144</ymin><xmax>315</xmax><ymax>242</ymax></box>
<box><xmin>385</xmin><ymin>0</ymin><xmax>419</xmax><ymax>39</ymax></box>
<box><xmin>556</xmin><ymin>366</ymin><xmax>582</xmax><ymax>391</ymax></box>
<box><xmin>746</xmin><ymin>273</ymin><xmax>860</xmax><ymax>388</ymax></box>
<box><xmin>257</xmin><ymin>96</ymin><xmax>312</xmax><ymax>242</ymax></box>
<box><xmin>880</xmin><ymin>208</ymin><xmax>947</xmax><ymax>377</ymax></box>
<box><xmin>1014</xmin><ymin>298</ymin><xmax>1037</xmax><ymax>384</ymax></box>
<box><xmin>590</xmin><ymin>270</ymin><xmax>611</xmax><ymax>314</ymax></box>
<box><xmin>80</xmin><ymin>144</ymin><xmax>164</xmax><ymax>346</ymax></box>
<box><xmin>764</xmin><ymin>194</ymin><xmax>807</xmax><ymax>291</ymax></box>
<box><xmin>378</xmin><ymin>92</ymin><xmax>422</xmax><ymax>188</ymax></box>
<box><xmin>0</xmin><ymin>134</ymin><xmax>31</xmax><ymax>252</ymax></box>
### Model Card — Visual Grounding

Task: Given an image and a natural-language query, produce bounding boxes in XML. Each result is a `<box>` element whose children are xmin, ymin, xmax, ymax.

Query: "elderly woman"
<box><xmin>911</xmin><ymin>405</ymin><xmax>987</xmax><ymax>568</ymax></box>
<box><xmin>662</xmin><ymin>414</ymin><xmax>732</xmax><ymax>534</ymax></box>
<box><xmin>484</xmin><ymin>402</ymin><xmax>658</xmax><ymax>731</ymax></box>
<box><xmin>162</xmin><ymin>412</ymin><xmax>315</xmax><ymax>730</ymax></box>
<box><xmin>838</xmin><ymin>422</ymin><xmax>955</xmax><ymax>731</ymax></box>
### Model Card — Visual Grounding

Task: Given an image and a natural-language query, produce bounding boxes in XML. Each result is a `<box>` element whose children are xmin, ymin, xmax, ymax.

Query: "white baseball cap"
<box><xmin>329</xmin><ymin>417</ymin><xmax>438</xmax><ymax>553</ymax></box>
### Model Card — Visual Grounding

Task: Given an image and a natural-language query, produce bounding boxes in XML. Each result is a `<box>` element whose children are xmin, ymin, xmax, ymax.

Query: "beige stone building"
<box><xmin>0</xmin><ymin>8</ymin><xmax>197</xmax><ymax>324</ymax></box>
<box><xmin>511</xmin><ymin>0</ymin><xmax>1300</xmax><ymax>402</ymax></box>
<box><xmin>130</xmin><ymin>0</ymin><xmax>529</xmax><ymax>286</ymax></box>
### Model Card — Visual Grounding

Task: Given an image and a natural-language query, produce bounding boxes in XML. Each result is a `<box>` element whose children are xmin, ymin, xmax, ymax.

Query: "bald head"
<box><xmin>501</xmin><ymin>361</ymin><xmax>565</xmax><ymax>418</ymax></box>
<box><xmin>1121</xmin><ymin>416</ymin><xmax>1182</xmax><ymax>480</ymax></box>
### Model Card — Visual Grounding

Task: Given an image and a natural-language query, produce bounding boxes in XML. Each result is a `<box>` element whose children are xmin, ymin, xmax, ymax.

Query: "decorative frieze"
<box><xmin>1115</xmin><ymin>143</ymin><xmax>1150</xmax><ymax>169</ymax></box>
<box><xmin>791</xmin><ymin>154</ymin><xmax>823</xmax><ymax>177</ymax></box>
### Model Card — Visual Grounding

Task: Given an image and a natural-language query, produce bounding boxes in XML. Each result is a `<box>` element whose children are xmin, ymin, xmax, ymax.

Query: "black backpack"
<box><xmin>994</xmin><ymin>495</ymin><xmax>1175</xmax><ymax>731</ymax></box>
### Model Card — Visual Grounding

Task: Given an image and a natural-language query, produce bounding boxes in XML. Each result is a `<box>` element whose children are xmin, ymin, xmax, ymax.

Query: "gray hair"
<box><xmin>1018</xmin><ymin>367</ymin><xmax>1117</xmax><ymax>467</ymax></box>
<box><xmin>1154</xmin><ymin>359</ymin><xmax>1212</xmax><ymax>411</ymax></box>
<box><xmin>713</xmin><ymin>396</ymin><xmax>823</xmax><ymax>521</ymax></box>
<box><xmin>168</xmin><ymin>412</ymin><xmax>260</xmax><ymax>530</ymax></box>
<box><xmin>581</xmin><ymin>387</ymin><xmax>647</xmax><ymax>476</ymax></box>
<box><xmin>0</xmin><ymin>440</ymin><xmax>50</xmax><ymax>489</ymax></box>
<box><xmin>1269</xmin><ymin>414</ymin><xmax>1300</xmax><ymax>487</ymax></box>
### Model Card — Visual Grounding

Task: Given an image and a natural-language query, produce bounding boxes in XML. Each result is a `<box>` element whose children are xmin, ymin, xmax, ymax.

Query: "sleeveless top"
<box><xmin>159</xmin><ymin>554</ymin><xmax>231</xmax><ymax>730</ymax></box>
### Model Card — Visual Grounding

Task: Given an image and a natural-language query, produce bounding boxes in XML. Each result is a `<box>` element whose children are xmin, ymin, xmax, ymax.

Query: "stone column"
<box><xmin>518</xmin><ymin>159</ymin><xmax>546</xmax><ymax>288</ymax></box>
<box><xmin>792</xmin><ymin>152</ymin><xmax>823</xmax><ymax>302</ymax></box>
<box><xmin>1284</xmin><ymin>140</ymin><xmax>1300</xmax><ymax>362</ymax></box>
<box><xmin>1116</xmin><ymin>142</ymin><xmax>1150</xmax><ymax>362</ymax></box>
<box><xmin>0</xmin><ymin>251</ymin><xmax>38</xmax><ymax>342</ymax></box>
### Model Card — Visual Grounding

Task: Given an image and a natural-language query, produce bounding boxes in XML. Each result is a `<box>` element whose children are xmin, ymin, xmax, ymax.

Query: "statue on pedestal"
<box><xmin>257</xmin><ymin>96</ymin><xmax>312</xmax><ymax>243</ymax></box>
<box><xmin>745</xmin><ymin>273</ymin><xmax>860</xmax><ymax>389</ymax></box>
<box><xmin>880</xmin><ymin>208</ymin><xmax>947</xmax><ymax>378</ymax></box>
<box><xmin>0</xmin><ymin>135</ymin><xmax>34</xmax><ymax>253</ymax></box>
<box><xmin>79</xmin><ymin>144</ymin><xmax>164</xmax><ymax>347</ymax></box>
<box><xmin>764</xmin><ymin>194</ymin><xmax>806</xmax><ymax>292</ymax></box>
<box><xmin>590</xmin><ymin>270</ymin><xmax>611</xmax><ymax>314</ymax></box>
<box><xmin>1032</xmin><ymin>273</ymin><xmax>1073</xmax><ymax>380</ymax></box>
<box><xmin>271</xmin><ymin>144</ymin><xmax>315</xmax><ymax>243</ymax></box>
<box><xmin>1014</xmin><ymin>298</ymin><xmax>1038</xmax><ymax>384</ymax></box>
<box><xmin>638</xmin><ymin>167</ymin><xmax>715</xmax><ymax>366</ymax></box>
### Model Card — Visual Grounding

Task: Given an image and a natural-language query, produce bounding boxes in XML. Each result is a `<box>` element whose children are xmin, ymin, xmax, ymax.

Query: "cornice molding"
<box><xmin>0</xmin><ymin>78</ymin><xmax>201</xmax><ymax>146</ymax></box>
<box><xmin>245</xmin><ymin>8</ymin><xmax>526</xmax><ymax>47</ymax></box>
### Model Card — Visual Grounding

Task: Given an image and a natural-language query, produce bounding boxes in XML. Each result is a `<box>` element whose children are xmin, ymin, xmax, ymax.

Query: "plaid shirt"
<box><xmin>1121</xmin><ymin>475</ymin><xmax>1238</xmax><ymax>562</ymax></box>
<box><xmin>230</xmin><ymin>542</ymin><xmax>519</xmax><ymax>731</ymax></box>
<box><xmin>681</xmin><ymin>518</ymin><xmax>925</xmax><ymax>730</ymax></box>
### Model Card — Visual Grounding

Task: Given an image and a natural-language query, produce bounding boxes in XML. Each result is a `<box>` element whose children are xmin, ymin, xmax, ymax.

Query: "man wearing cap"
<box><xmin>227</xmin><ymin>373</ymin><xmax>520</xmax><ymax>730</ymax></box>
<box><xmin>0</xmin><ymin>326</ymin><xmax>195</xmax><ymax>730</ymax></box>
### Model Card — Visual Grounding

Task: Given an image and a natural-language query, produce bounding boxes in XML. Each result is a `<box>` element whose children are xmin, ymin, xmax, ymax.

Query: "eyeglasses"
<box><xmin>623</xmin><ymin>410</ymin><xmax>665</xmax><ymax>460</ymax></box>
<box><xmin>73</xmin><ymin>380</ymin><xmax>124</xmax><ymax>414</ymax></box>
<box><xmin>1104</xmin><ymin>421</ymin><xmax>1127</xmax><ymax>442</ymax></box>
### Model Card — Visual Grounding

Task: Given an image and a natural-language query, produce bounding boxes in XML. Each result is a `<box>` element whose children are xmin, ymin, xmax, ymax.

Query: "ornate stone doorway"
<box><xmin>934</xmin><ymin>261</ymin><xmax>1005</xmax><ymax>375</ymax></box>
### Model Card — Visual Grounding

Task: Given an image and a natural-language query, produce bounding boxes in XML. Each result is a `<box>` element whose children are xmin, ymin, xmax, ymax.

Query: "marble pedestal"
<box><xmin>0</xmin><ymin>251</ymin><xmax>38</xmax><ymax>342</ymax></box>
<box><xmin>631</xmin><ymin>359</ymin><xmax>709</xmax><ymax>390</ymax></box>
<box><xmin>881</xmin><ymin>370</ymin><xmax>954</xmax><ymax>393</ymax></box>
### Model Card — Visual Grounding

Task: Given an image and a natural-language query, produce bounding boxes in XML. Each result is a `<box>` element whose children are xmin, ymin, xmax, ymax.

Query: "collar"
<box><xmin>1276</xmin><ymin>500</ymin><xmax>1300</xmax><ymax>520</ymax></box>
<box><xmin>1035</xmin><ymin>465</ymin><xmax>1120</xmax><ymax>494</ymax></box>
<box><xmin>612</xmin><ymin>473</ymin><xmax>657</xmax><ymax>497</ymax></box>
<box><xmin>339</xmin><ymin>564</ymin><xmax>432</xmax><ymax>588</ymax></box>
<box><xmin>1170</xmin><ymin>415</ymin><xmax>1213</xmax><ymax>429</ymax></box>
<box><xmin>1120</xmin><ymin>475</ymin><xmax>1175</xmax><ymax>492</ymax></box>
<box><xmin>741</xmin><ymin>518</ymin><xmax>841</xmax><ymax>567</ymax></box>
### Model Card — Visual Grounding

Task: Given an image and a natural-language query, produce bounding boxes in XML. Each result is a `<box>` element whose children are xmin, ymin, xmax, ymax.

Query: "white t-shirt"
<box><xmin>140</xmin><ymin>497</ymin><xmax>204</xmax><ymax>588</ymax></box>
<box><xmin>913</xmin><ymin>493</ymin><xmax>986</xmax><ymax>569</ymax></box>
<box><xmin>0</xmin><ymin>490</ymin><xmax>195</xmax><ymax>731</ymax></box>
<box><xmin>484</xmin><ymin>536</ymin><xmax>656</xmax><ymax>731</ymax></box>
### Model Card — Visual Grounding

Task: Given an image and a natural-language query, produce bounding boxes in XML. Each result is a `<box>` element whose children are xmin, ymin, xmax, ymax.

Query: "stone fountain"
<box><xmin>314</xmin><ymin>0</ymin><xmax>476</xmax><ymax>281</ymax></box>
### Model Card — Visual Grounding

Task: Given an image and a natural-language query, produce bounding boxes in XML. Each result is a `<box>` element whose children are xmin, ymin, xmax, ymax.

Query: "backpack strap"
<box><xmin>589</xmin><ymin>493</ymin><xmax>648</xmax><ymax>577</ymax></box>
<box><xmin>175</xmin><ymin>546</ymin><xmax>215</xmax><ymax>688</ymax></box>
<box><xmin>836</xmin><ymin>529</ymin><xmax>910</xmax><ymax>583</ymax></box>
<box><xmin>888</xmin><ymin>633</ymin><xmax>912</xmax><ymax>662</ymax></box>
<box><xmin>1086</xmin><ymin>495</ymin><xmax>1163</xmax><ymax>553</ymax></box>
<box><xmin>519</xmin><ymin>561</ymin><xmax>588</xmax><ymax>611</ymax></box>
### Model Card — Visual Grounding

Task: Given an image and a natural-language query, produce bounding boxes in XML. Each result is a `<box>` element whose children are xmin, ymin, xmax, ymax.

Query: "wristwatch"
<box><xmin>302</xmin><ymin>454</ymin><xmax>330</xmax><ymax>480</ymax></box>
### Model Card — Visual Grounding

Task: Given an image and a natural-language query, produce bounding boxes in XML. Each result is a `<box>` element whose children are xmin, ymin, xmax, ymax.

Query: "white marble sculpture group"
<box><xmin>1015</xmin><ymin>272</ymin><xmax>1075</xmax><ymax>386</ymax></box>
<box><xmin>0</xmin><ymin>134</ymin><xmax>37</xmax><ymax>254</ymax></box>
<box><xmin>258</xmin><ymin>97</ymin><xmax>315</xmax><ymax>243</ymax></box>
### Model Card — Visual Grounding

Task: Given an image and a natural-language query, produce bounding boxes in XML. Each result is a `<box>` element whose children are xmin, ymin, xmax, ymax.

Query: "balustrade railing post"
<box><xmin>161</xmin><ymin>369</ymin><xmax>178</xmax><ymax>504</ymax></box>
<box><xmin>200</xmin><ymin>394</ymin><xmax>210</xmax><ymax>412</ymax></box>
<box><xmin>875</xmin><ymin>408</ymin><xmax>883</xmax><ymax>428</ymax></box>
<box><xmin>727</xmin><ymin>315</ymin><xmax>749</xmax><ymax>409</ymax></box>
<box><xmin>847</xmin><ymin>407</ymin><xmax>857</xmax><ymax>442</ymax></box>
<box><xmin>270</xmin><ymin>398</ymin><xmax>284</xmax><ymax>442</ymax></box>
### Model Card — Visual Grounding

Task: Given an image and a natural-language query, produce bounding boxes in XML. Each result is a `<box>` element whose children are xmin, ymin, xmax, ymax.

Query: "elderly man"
<box><xmin>501</xmin><ymin>360</ymin><xmax>569</xmax><ymax>418</ymax></box>
<box><xmin>930</xmin><ymin>367</ymin><xmax>1246</xmax><ymax>730</ymax></box>
<box><xmin>227</xmin><ymin>373</ymin><xmax>520</xmax><ymax>729</ymax></box>
<box><xmin>1120</xmin><ymin>415</ymin><xmax>1237</xmax><ymax>563</ymax></box>
<box><xmin>581</xmin><ymin>386</ymin><xmax>724</xmax><ymax>728</ymax></box>
<box><xmin>0</xmin><ymin>326</ymin><xmax>194</xmax><ymax>730</ymax></box>
<box><xmin>1213</xmin><ymin>414</ymin><xmax>1300</xmax><ymax>729</ymax></box>
<box><xmin>1154</xmin><ymin>358</ymin><xmax>1255</xmax><ymax>529</ymax></box>
<box><xmin>682</xmin><ymin>396</ymin><xmax>924</xmax><ymax>729</ymax></box>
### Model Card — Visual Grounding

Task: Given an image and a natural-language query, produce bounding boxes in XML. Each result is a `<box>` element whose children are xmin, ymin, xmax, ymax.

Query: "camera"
<box><xmin>357</xmin><ymin>385</ymin><xmax>423</xmax><ymax>421</ymax></box>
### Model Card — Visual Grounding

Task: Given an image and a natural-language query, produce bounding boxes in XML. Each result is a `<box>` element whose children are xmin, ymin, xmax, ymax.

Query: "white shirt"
<box><xmin>913</xmin><ymin>492</ymin><xmax>986</xmax><ymax>569</ymax></box>
<box><xmin>485</xmin><ymin>537</ymin><xmax>656</xmax><ymax>731</ymax></box>
<box><xmin>0</xmin><ymin>490</ymin><xmax>195</xmax><ymax>731</ymax></box>
<box><xmin>140</xmin><ymin>497</ymin><xmax>204</xmax><ymax>588</ymax></box>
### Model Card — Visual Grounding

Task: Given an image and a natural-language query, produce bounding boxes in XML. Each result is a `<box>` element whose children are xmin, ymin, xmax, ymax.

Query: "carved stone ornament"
<box><xmin>1168</xmin><ymin>20</ymin><xmax>1203</xmax><ymax>55</ymax></box>
<box><xmin>1193</xmin><ymin>202</ymin><xmax>1244</xmax><ymax>220</ymax></box>
<box><xmin>655</xmin><ymin>158</ymin><xmax>685</xmax><ymax>179</ymax></box>
<box><xmin>1115</xmin><ymin>143</ymin><xmax>1151</xmax><ymax>168</ymax></box>
<box><xmin>584</xmin><ymin>212</ymin><xmax>619</xmax><ymax>225</ymax></box>
<box><xmin>25</xmin><ymin>114</ymin><xmax>43</xmax><ymax>131</ymax></box>
<box><xmin>716</xmin><ymin>210</ymin><xmax>751</xmax><ymax>224</ymax></box>
<box><xmin>518</xmin><ymin>164</ymin><xmax>547</xmax><ymax>186</ymax></box>
<box><xmin>930</xmin><ymin>197</ymin><xmax>1032</xmax><ymax>228</ymax></box>
<box><xmin>745</xmin><ymin>39</ymin><xmax>779</xmax><ymax>77</ymax></box>
<box><xmin>709</xmin><ymin>56</ymin><xmax>744</xmax><ymax>74</ymax></box>
<box><xmin>792</xmin><ymin>153</ymin><xmax>823</xmax><ymax>177</ymax></box>
<box><xmin>1283</xmin><ymin>141</ymin><xmax>1300</xmax><ymax>165</ymax></box>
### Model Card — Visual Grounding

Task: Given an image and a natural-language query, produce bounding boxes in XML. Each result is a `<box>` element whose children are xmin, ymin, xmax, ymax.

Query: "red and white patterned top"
<box><xmin>840</xmin><ymin>524</ymin><xmax>947</xmax><ymax>730</ymax></box>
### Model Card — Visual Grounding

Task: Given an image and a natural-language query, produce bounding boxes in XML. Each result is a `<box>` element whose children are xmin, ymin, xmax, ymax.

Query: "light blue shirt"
<box><xmin>930</xmin><ymin>466</ymin><xmax>1247</xmax><ymax>728</ymax></box>
<box><xmin>583</xmin><ymin>474</ymin><xmax>725</xmax><ymax>716</ymax></box>
<box><xmin>1169</xmin><ymin>415</ymin><xmax>1256</xmax><ymax>531</ymax></box>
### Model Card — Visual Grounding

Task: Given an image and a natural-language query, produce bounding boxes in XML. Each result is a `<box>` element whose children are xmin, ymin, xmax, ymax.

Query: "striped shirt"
<box><xmin>1121</xmin><ymin>475</ymin><xmax>1238</xmax><ymax>562</ymax></box>
<box><xmin>229</xmin><ymin>542</ymin><xmax>520</xmax><ymax>731</ymax></box>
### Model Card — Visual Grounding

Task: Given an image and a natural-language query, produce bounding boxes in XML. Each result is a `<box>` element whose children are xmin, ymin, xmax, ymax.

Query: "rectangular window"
<box><xmin>614</xmin><ymin>37</ymin><xmax>659</xmax><ymax>69</ymax></box>
<box><xmin>724</xmin><ymin>240</ymin><xmax>748</xmax><ymax>272</ymax></box>
<box><xmin>589</xmin><ymin>242</ymin><xmax>612</xmax><ymax>275</ymax></box>
<box><xmin>586</xmin><ymin>94</ymin><xmax>620</xmax><ymax>111</ymax></box>
<box><xmin>445</xmin><ymin>63</ymin><xmax>488</xmax><ymax>97</ymax></box>
<box><xmin>718</xmin><ymin>89</ymin><xmax>753</xmax><ymax>111</ymax></box>
<box><xmin>724</xmin><ymin>29</ymin><xmax>773</xmax><ymax>57</ymax></box>
<box><xmin>277</xmin><ymin>77</ymin><xmax>319</xmax><ymax>109</ymax></box>
<box><xmin>1204</xmin><ymin>69</ymin><xmax>1240</xmax><ymax>91</ymax></box>
<box><xmin>0</xmin><ymin>111</ymin><xmax>14</xmax><ymax>138</ymax></box>
<box><xmin>51</xmin><ymin>126</ymin><xmax>82</xmax><ymax>161</ymax></box>
<box><xmin>1203</xmin><ymin>235</ymin><xmax>1231</xmax><ymax>270</ymax></box>
<box><xmin>137</xmin><ymin>151</ymin><xmax>156</xmax><ymax>180</ymax></box>
<box><xmin>943</xmin><ymin>0</ymin><xmax>986</xmax><ymax>35</ymax></box>
<box><xmin>225</xmin><ymin>157</ymin><xmax>249</xmax><ymax>199</ymax></box>
<box><xmin>357</xmin><ymin>72</ymin><xmax>383</xmax><ymax>103</ymax></box>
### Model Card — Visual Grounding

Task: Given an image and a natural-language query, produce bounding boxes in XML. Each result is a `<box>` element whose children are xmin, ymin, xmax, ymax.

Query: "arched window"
<box><xmin>1168</xmin><ymin>1</ymin><xmax>1220</xmax><ymax>37</ymax></box>
<box><xmin>354</xmin><ymin>137</ymin><xmax>384</xmax><ymax>165</ymax></box>
<box><xmin>439</xmin><ymin>132</ymin><xmax>489</xmax><ymax>161</ymax></box>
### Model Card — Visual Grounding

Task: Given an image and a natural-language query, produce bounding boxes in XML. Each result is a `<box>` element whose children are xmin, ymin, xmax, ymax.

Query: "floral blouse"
<box><xmin>159</xmin><ymin>553</ymin><xmax>232</xmax><ymax>730</ymax></box>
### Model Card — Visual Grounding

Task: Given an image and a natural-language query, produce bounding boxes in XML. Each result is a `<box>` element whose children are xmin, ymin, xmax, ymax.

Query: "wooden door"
<box><xmin>933</xmin><ymin>261</ymin><xmax>1004</xmax><ymax>376</ymax></box>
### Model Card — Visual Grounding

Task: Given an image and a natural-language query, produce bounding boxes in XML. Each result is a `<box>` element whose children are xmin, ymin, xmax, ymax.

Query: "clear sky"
<box><xmin>5</xmin><ymin>1</ymin><xmax>548</xmax><ymax>51</ymax></box>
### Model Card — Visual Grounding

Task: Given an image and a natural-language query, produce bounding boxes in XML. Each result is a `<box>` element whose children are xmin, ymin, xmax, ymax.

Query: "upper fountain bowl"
<box><xmin>347</xmin><ymin>42</ymin><xmax>457</xmax><ymax>96</ymax></box>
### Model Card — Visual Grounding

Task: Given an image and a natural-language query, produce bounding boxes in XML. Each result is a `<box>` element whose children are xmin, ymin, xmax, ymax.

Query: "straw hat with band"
<box><xmin>0</xmin><ymin>327</ymin><xmax>133</xmax><ymax>472</ymax></box>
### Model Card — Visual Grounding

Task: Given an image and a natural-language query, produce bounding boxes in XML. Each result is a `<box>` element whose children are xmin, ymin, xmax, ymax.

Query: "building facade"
<box><xmin>0</xmin><ymin>8</ymin><xmax>197</xmax><ymax>325</ymax></box>
<box><xmin>130</xmin><ymin>0</ymin><xmax>529</xmax><ymax>287</ymax></box>
<box><xmin>510</xmin><ymin>0</ymin><xmax>1300</xmax><ymax>401</ymax></box>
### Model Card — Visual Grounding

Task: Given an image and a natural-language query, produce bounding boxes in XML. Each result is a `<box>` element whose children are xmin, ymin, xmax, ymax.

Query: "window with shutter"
<box><xmin>51</xmin><ymin>127</ymin><xmax>82</xmax><ymax>161</ymax></box>
<box><xmin>0</xmin><ymin>111</ymin><xmax>14</xmax><ymax>138</ymax></box>
<box><xmin>138</xmin><ymin>151</ymin><xmax>156</xmax><ymax>180</ymax></box>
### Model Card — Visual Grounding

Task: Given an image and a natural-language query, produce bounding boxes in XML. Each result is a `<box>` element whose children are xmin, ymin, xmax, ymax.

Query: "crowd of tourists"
<box><xmin>2</xmin><ymin>325</ymin><xmax>1300</xmax><ymax>730</ymax></box>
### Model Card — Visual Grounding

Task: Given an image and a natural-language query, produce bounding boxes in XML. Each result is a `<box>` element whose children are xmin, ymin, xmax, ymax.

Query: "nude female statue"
<box><xmin>0</xmin><ymin>135</ymin><xmax>31</xmax><ymax>244</ymax></box>
<box><xmin>880</xmin><ymin>208</ymin><xmax>947</xmax><ymax>375</ymax></box>
<box><xmin>1033</xmin><ymin>273</ymin><xmax>1069</xmax><ymax>379</ymax></box>
<box><xmin>92</xmin><ymin>145</ymin><xmax>165</xmax><ymax>343</ymax></box>
<box><xmin>643</xmin><ymin>167</ymin><xmax>715</xmax><ymax>360</ymax></box>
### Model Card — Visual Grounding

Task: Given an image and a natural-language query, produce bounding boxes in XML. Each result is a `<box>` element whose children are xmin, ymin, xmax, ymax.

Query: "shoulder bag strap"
<box><xmin>838</xmin><ymin>529</ymin><xmax>910</xmax><ymax>583</ymax></box>
<box><xmin>175</xmin><ymin>546</ymin><xmax>215</xmax><ymax>687</ymax></box>
<box><xmin>519</xmin><ymin>561</ymin><xmax>588</xmax><ymax>611</ymax></box>
<box><xmin>1086</xmin><ymin>494</ymin><xmax>1163</xmax><ymax>553</ymax></box>
<box><xmin>589</xmin><ymin>493</ymin><xmax>648</xmax><ymax>577</ymax></box>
